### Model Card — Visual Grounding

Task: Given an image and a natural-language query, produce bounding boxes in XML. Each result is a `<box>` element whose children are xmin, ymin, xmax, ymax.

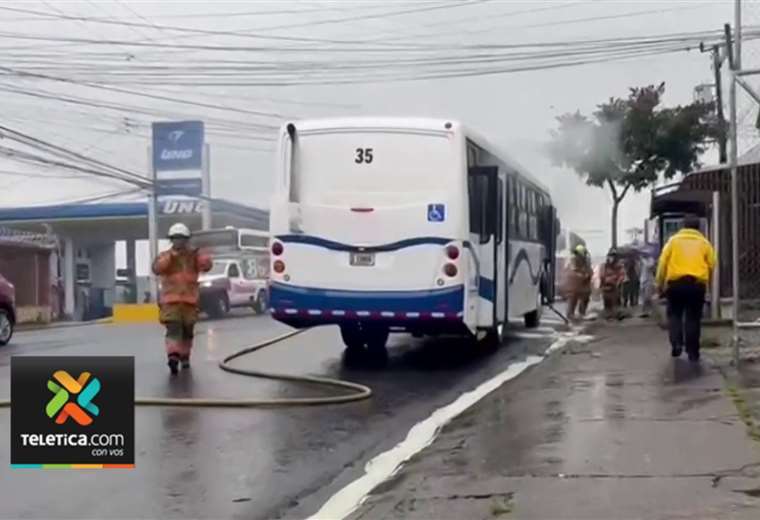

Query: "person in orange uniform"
<box><xmin>152</xmin><ymin>223</ymin><xmax>212</xmax><ymax>375</ymax></box>
<box><xmin>599</xmin><ymin>248</ymin><xmax>626</xmax><ymax>320</ymax></box>
<box><xmin>563</xmin><ymin>244</ymin><xmax>593</xmax><ymax>322</ymax></box>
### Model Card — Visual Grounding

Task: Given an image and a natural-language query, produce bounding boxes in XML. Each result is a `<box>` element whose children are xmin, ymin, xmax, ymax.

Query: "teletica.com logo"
<box><xmin>46</xmin><ymin>370</ymin><xmax>101</xmax><ymax>426</ymax></box>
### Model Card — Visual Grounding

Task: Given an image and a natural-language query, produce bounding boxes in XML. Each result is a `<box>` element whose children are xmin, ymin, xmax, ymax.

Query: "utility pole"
<box><xmin>733</xmin><ymin>0</ymin><xmax>742</xmax><ymax>366</ymax></box>
<box><xmin>700</xmin><ymin>42</ymin><xmax>728</xmax><ymax>163</ymax></box>
<box><xmin>147</xmin><ymin>147</ymin><xmax>159</xmax><ymax>303</ymax></box>
<box><xmin>713</xmin><ymin>45</ymin><xmax>728</xmax><ymax>163</ymax></box>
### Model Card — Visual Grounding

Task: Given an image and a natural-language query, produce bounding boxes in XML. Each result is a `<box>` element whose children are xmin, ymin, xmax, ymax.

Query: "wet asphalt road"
<box><xmin>0</xmin><ymin>312</ymin><xmax>561</xmax><ymax>519</ymax></box>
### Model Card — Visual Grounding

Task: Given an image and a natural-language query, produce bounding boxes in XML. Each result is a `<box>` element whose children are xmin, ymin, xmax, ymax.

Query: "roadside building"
<box><xmin>0</xmin><ymin>227</ymin><xmax>57</xmax><ymax>323</ymax></box>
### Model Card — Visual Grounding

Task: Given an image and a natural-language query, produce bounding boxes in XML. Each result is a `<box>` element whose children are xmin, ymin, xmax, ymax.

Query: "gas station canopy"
<box><xmin>0</xmin><ymin>197</ymin><xmax>268</xmax><ymax>244</ymax></box>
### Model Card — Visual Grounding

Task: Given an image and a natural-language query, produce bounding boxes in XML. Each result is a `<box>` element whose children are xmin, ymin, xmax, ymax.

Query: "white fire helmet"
<box><xmin>168</xmin><ymin>223</ymin><xmax>191</xmax><ymax>239</ymax></box>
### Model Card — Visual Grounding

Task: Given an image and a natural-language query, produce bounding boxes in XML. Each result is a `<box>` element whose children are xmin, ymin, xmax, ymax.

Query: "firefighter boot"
<box><xmin>166</xmin><ymin>339</ymin><xmax>181</xmax><ymax>375</ymax></box>
<box><xmin>180</xmin><ymin>339</ymin><xmax>192</xmax><ymax>369</ymax></box>
<box><xmin>168</xmin><ymin>354</ymin><xmax>180</xmax><ymax>375</ymax></box>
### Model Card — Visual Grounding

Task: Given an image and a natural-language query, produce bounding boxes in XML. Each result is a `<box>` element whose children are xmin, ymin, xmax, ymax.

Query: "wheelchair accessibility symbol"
<box><xmin>427</xmin><ymin>204</ymin><xmax>446</xmax><ymax>223</ymax></box>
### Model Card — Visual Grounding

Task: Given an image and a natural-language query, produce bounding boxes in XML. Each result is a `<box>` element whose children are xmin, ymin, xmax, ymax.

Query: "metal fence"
<box><xmin>679</xmin><ymin>164</ymin><xmax>760</xmax><ymax>307</ymax></box>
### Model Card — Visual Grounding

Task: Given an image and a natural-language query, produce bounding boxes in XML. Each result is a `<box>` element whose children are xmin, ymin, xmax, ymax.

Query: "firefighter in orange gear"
<box><xmin>599</xmin><ymin>248</ymin><xmax>626</xmax><ymax>320</ymax></box>
<box><xmin>152</xmin><ymin>223</ymin><xmax>212</xmax><ymax>374</ymax></box>
<box><xmin>563</xmin><ymin>244</ymin><xmax>593</xmax><ymax>322</ymax></box>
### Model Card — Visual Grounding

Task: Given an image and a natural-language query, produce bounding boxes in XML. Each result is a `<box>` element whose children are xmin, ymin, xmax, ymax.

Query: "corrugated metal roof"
<box><xmin>0</xmin><ymin>227</ymin><xmax>57</xmax><ymax>249</ymax></box>
<box><xmin>691</xmin><ymin>142</ymin><xmax>760</xmax><ymax>175</ymax></box>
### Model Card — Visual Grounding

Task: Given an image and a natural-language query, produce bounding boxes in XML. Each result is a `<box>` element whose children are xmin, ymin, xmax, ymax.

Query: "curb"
<box><xmin>17</xmin><ymin>317</ymin><xmax>113</xmax><ymax>332</ymax></box>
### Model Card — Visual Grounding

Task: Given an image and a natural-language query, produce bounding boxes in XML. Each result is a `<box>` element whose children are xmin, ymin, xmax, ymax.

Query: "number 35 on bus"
<box><xmin>269</xmin><ymin>118</ymin><xmax>559</xmax><ymax>357</ymax></box>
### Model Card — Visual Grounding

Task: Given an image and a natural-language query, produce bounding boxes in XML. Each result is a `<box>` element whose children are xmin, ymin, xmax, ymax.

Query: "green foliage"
<box><xmin>548</xmin><ymin>83</ymin><xmax>718</xmax><ymax>245</ymax></box>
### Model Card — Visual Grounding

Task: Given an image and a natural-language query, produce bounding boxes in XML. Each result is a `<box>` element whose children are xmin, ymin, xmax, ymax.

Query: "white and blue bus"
<box><xmin>269</xmin><ymin>118</ymin><xmax>558</xmax><ymax>354</ymax></box>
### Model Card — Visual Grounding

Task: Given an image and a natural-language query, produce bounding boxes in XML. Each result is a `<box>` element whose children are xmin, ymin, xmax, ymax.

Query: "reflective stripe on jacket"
<box><xmin>152</xmin><ymin>248</ymin><xmax>212</xmax><ymax>305</ymax></box>
<box><xmin>655</xmin><ymin>229</ymin><xmax>716</xmax><ymax>287</ymax></box>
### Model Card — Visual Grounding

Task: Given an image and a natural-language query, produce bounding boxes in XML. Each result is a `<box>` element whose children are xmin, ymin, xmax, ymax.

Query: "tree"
<box><xmin>547</xmin><ymin>83</ymin><xmax>718</xmax><ymax>248</ymax></box>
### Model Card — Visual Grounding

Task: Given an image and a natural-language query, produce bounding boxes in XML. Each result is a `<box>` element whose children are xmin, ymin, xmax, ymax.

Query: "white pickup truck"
<box><xmin>199</xmin><ymin>256</ymin><xmax>269</xmax><ymax>318</ymax></box>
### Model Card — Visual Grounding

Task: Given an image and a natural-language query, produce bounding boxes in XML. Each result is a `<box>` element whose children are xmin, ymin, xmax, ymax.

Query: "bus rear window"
<box><xmin>290</xmin><ymin>132</ymin><xmax>456</xmax><ymax>203</ymax></box>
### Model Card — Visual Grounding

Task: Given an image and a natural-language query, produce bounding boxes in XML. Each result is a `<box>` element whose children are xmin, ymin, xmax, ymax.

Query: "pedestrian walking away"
<box><xmin>656</xmin><ymin>216</ymin><xmax>716</xmax><ymax>362</ymax></box>
<box><xmin>562</xmin><ymin>244</ymin><xmax>593</xmax><ymax>322</ymax></box>
<box><xmin>599</xmin><ymin>248</ymin><xmax>625</xmax><ymax>320</ymax></box>
<box><xmin>622</xmin><ymin>254</ymin><xmax>641</xmax><ymax>307</ymax></box>
<box><xmin>152</xmin><ymin>222</ymin><xmax>213</xmax><ymax>375</ymax></box>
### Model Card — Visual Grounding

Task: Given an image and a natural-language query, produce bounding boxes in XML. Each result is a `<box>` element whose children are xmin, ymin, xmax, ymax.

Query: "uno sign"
<box><xmin>161</xmin><ymin>200</ymin><xmax>204</xmax><ymax>215</ymax></box>
<box><xmin>152</xmin><ymin>121</ymin><xmax>204</xmax><ymax>172</ymax></box>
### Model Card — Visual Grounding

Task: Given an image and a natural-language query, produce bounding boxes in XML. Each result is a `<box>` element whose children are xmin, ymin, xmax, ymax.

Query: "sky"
<box><xmin>0</xmin><ymin>0</ymin><xmax>758</xmax><ymax>257</ymax></box>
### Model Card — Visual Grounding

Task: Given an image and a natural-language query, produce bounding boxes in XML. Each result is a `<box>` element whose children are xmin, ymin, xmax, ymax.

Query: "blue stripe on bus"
<box><xmin>275</xmin><ymin>235</ymin><xmax>453</xmax><ymax>252</ymax></box>
<box><xmin>478</xmin><ymin>277</ymin><xmax>495</xmax><ymax>302</ymax></box>
<box><xmin>270</xmin><ymin>282</ymin><xmax>464</xmax><ymax>313</ymax></box>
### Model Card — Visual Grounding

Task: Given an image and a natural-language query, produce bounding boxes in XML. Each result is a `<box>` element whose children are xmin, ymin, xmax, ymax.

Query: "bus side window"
<box><xmin>468</xmin><ymin>175</ymin><xmax>484</xmax><ymax>239</ymax></box>
<box><xmin>497</xmin><ymin>179</ymin><xmax>504</xmax><ymax>245</ymax></box>
<box><xmin>528</xmin><ymin>190</ymin><xmax>538</xmax><ymax>241</ymax></box>
<box><xmin>508</xmin><ymin>177</ymin><xmax>518</xmax><ymax>236</ymax></box>
<box><xmin>479</xmin><ymin>176</ymin><xmax>492</xmax><ymax>243</ymax></box>
<box><xmin>468</xmin><ymin>171</ymin><xmax>496</xmax><ymax>244</ymax></box>
<box><xmin>518</xmin><ymin>183</ymin><xmax>528</xmax><ymax>239</ymax></box>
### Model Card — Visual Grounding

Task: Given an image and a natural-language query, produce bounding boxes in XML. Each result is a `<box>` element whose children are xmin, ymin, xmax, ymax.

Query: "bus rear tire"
<box><xmin>340</xmin><ymin>324</ymin><xmax>365</xmax><ymax>350</ymax></box>
<box><xmin>366</xmin><ymin>325</ymin><xmax>389</xmax><ymax>367</ymax></box>
<box><xmin>524</xmin><ymin>307</ymin><xmax>542</xmax><ymax>328</ymax></box>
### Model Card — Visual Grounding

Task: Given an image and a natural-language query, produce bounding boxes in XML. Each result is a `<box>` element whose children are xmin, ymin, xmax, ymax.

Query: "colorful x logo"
<box><xmin>46</xmin><ymin>370</ymin><xmax>100</xmax><ymax>426</ymax></box>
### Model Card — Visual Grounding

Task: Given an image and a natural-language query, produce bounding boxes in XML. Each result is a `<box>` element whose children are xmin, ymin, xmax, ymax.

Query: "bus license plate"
<box><xmin>350</xmin><ymin>252</ymin><xmax>375</xmax><ymax>266</ymax></box>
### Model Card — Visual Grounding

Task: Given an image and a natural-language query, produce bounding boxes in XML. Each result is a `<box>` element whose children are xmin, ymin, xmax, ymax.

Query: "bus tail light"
<box><xmin>271</xmin><ymin>241</ymin><xmax>284</xmax><ymax>256</ymax></box>
<box><xmin>443</xmin><ymin>263</ymin><xmax>458</xmax><ymax>277</ymax></box>
<box><xmin>273</xmin><ymin>260</ymin><xmax>286</xmax><ymax>274</ymax></box>
<box><xmin>445</xmin><ymin>245</ymin><xmax>460</xmax><ymax>260</ymax></box>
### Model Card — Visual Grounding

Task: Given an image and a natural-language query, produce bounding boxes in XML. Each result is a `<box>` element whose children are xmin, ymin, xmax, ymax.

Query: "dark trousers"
<box><xmin>666</xmin><ymin>277</ymin><xmax>706</xmax><ymax>356</ymax></box>
<box><xmin>623</xmin><ymin>280</ymin><xmax>640</xmax><ymax>307</ymax></box>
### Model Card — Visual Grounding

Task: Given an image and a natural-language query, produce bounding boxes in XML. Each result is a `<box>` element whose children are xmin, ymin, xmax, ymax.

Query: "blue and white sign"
<box><xmin>427</xmin><ymin>203</ymin><xmax>446</xmax><ymax>223</ymax></box>
<box><xmin>152</xmin><ymin>121</ymin><xmax>204</xmax><ymax>172</ymax></box>
<box><xmin>155</xmin><ymin>178</ymin><xmax>202</xmax><ymax>196</ymax></box>
<box><xmin>152</xmin><ymin>121</ymin><xmax>205</xmax><ymax>196</ymax></box>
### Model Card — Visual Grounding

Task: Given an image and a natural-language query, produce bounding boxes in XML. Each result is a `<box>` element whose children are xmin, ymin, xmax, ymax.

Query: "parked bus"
<box><xmin>269</xmin><ymin>118</ymin><xmax>558</xmax><ymax>358</ymax></box>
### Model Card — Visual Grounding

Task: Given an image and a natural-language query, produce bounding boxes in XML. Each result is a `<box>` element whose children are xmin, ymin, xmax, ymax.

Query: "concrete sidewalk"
<box><xmin>350</xmin><ymin>321</ymin><xmax>760</xmax><ymax>520</ymax></box>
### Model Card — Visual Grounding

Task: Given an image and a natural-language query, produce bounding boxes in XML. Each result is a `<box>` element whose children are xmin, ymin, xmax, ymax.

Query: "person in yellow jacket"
<box><xmin>655</xmin><ymin>216</ymin><xmax>716</xmax><ymax>362</ymax></box>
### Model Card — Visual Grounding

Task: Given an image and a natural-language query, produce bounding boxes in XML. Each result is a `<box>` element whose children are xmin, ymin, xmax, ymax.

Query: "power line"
<box><xmin>0</xmin><ymin>84</ymin><xmax>277</xmax><ymax>142</ymax></box>
<box><xmin>0</xmin><ymin>4</ymin><xmax>459</xmax><ymax>48</ymax></box>
<box><xmin>242</xmin><ymin>0</ymin><xmax>494</xmax><ymax>33</ymax></box>
<box><xmin>6</xmin><ymin>28</ymin><xmax>739</xmax><ymax>87</ymax></box>
<box><xmin>359</xmin><ymin>0</ymin><xmax>591</xmax><ymax>43</ymax></box>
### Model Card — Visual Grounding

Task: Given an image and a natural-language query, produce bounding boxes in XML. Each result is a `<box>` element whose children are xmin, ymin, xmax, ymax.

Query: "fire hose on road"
<box><xmin>0</xmin><ymin>329</ymin><xmax>373</xmax><ymax>409</ymax></box>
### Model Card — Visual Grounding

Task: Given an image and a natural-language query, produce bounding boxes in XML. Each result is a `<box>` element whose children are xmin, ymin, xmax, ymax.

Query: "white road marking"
<box><xmin>307</xmin><ymin>332</ymin><xmax>590</xmax><ymax>520</ymax></box>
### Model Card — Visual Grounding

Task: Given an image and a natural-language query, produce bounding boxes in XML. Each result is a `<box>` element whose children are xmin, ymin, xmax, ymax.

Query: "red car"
<box><xmin>0</xmin><ymin>273</ymin><xmax>15</xmax><ymax>346</ymax></box>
